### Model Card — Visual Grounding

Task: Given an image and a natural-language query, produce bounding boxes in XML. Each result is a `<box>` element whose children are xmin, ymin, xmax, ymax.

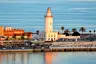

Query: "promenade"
<box><xmin>0</xmin><ymin>42</ymin><xmax>96</xmax><ymax>52</ymax></box>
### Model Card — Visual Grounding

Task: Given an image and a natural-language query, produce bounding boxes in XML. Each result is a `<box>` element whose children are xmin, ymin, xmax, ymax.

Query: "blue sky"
<box><xmin>0</xmin><ymin>0</ymin><xmax>96</xmax><ymax>3</ymax></box>
<box><xmin>0</xmin><ymin>0</ymin><xmax>96</xmax><ymax>32</ymax></box>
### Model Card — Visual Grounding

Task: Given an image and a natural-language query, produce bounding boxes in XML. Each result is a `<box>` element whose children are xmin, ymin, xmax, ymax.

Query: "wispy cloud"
<box><xmin>68</xmin><ymin>8</ymin><xmax>96</xmax><ymax>13</ymax></box>
<box><xmin>69</xmin><ymin>8</ymin><xmax>96</xmax><ymax>10</ymax></box>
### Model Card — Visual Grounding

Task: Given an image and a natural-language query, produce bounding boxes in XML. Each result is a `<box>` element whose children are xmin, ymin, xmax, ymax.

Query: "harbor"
<box><xmin>0</xmin><ymin>41</ymin><xmax>96</xmax><ymax>52</ymax></box>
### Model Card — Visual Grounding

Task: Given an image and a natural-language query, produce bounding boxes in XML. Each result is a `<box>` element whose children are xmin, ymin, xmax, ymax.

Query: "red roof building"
<box><xmin>24</xmin><ymin>32</ymin><xmax>32</xmax><ymax>39</ymax></box>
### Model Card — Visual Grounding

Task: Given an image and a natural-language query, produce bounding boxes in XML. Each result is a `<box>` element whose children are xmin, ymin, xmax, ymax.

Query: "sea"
<box><xmin>0</xmin><ymin>52</ymin><xmax>96</xmax><ymax>64</ymax></box>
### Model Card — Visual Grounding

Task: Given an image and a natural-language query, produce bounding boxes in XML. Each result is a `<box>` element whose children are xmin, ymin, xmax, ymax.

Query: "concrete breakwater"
<box><xmin>0</xmin><ymin>48</ymin><xmax>96</xmax><ymax>52</ymax></box>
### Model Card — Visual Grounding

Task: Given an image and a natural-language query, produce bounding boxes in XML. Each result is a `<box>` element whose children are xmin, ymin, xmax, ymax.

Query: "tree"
<box><xmin>61</xmin><ymin>26</ymin><xmax>64</xmax><ymax>34</ymax></box>
<box><xmin>79</xmin><ymin>27</ymin><xmax>86</xmax><ymax>34</ymax></box>
<box><xmin>64</xmin><ymin>29</ymin><xmax>70</xmax><ymax>33</ymax></box>
<box><xmin>64</xmin><ymin>29</ymin><xmax>70</xmax><ymax>36</ymax></box>
<box><xmin>72</xmin><ymin>32</ymin><xmax>80</xmax><ymax>36</ymax></box>
<box><xmin>36</xmin><ymin>30</ymin><xmax>39</xmax><ymax>35</ymax></box>
<box><xmin>72</xmin><ymin>28</ymin><xmax>77</xmax><ymax>33</ymax></box>
<box><xmin>89</xmin><ymin>30</ymin><xmax>91</xmax><ymax>34</ymax></box>
<box><xmin>93</xmin><ymin>30</ymin><xmax>95</xmax><ymax>36</ymax></box>
<box><xmin>72</xmin><ymin>32</ymin><xmax>80</xmax><ymax>42</ymax></box>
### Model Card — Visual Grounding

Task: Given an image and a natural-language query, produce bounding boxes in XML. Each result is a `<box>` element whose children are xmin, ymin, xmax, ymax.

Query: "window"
<box><xmin>54</xmin><ymin>34</ymin><xmax>55</xmax><ymax>37</ymax></box>
<box><xmin>48</xmin><ymin>34</ymin><xmax>50</xmax><ymax>37</ymax></box>
<box><xmin>51</xmin><ymin>34</ymin><xmax>53</xmax><ymax>37</ymax></box>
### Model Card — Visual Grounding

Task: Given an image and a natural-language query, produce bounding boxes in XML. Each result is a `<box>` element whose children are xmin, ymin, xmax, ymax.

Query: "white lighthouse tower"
<box><xmin>44</xmin><ymin>7</ymin><xmax>58</xmax><ymax>41</ymax></box>
<box><xmin>45</xmin><ymin>7</ymin><xmax>53</xmax><ymax>33</ymax></box>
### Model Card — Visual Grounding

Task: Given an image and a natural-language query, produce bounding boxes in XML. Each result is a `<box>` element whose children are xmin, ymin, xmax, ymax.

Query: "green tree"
<box><xmin>89</xmin><ymin>30</ymin><xmax>91</xmax><ymax>34</ymax></box>
<box><xmin>64</xmin><ymin>29</ymin><xmax>70</xmax><ymax>33</ymax></box>
<box><xmin>72</xmin><ymin>32</ymin><xmax>80</xmax><ymax>42</ymax></box>
<box><xmin>61</xmin><ymin>26</ymin><xmax>64</xmax><ymax>34</ymax></box>
<box><xmin>79</xmin><ymin>27</ymin><xmax>86</xmax><ymax>34</ymax></box>
<box><xmin>93</xmin><ymin>30</ymin><xmax>95</xmax><ymax>36</ymax></box>
<box><xmin>72</xmin><ymin>28</ymin><xmax>77</xmax><ymax>32</ymax></box>
<box><xmin>36</xmin><ymin>30</ymin><xmax>39</xmax><ymax>35</ymax></box>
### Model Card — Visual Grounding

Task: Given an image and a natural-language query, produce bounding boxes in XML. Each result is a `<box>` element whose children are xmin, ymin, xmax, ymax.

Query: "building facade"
<box><xmin>4</xmin><ymin>27</ymin><xmax>24</xmax><ymax>39</ymax></box>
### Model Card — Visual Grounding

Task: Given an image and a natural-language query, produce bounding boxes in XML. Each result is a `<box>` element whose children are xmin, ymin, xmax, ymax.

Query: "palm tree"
<box><xmin>72</xmin><ymin>28</ymin><xmax>77</xmax><ymax>42</ymax></box>
<box><xmin>64</xmin><ymin>29</ymin><xmax>70</xmax><ymax>36</ymax></box>
<box><xmin>89</xmin><ymin>30</ymin><xmax>91</xmax><ymax>34</ymax></box>
<box><xmin>72</xmin><ymin>28</ymin><xmax>77</xmax><ymax>32</ymax></box>
<box><xmin>93</xmin><ymin>30</ymin><xmax>95</xmax><ymax>36</ymax></box>
<box><xmin>61</xmin><ymin>26</ymin><xmax>64</xmax><ymax>34</ymax></box>
<box><xmin>36</xmin><ymin>30</ymin><xmax>39</xmax><ymax>35</ymax></box>
<box><xmin>64</xmin><ymin>29</ymin><xmax>70</xmax><ymax>33</ymax></box>
<box><xmin>79</xmin><ymin>27</ymin><xmax>86</xmax><ymax>34</ymax></box>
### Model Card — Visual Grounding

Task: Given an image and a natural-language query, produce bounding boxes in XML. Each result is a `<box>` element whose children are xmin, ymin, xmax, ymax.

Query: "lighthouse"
<box><xmin>45</xmin><ymin>7</ymin><xmax>53</xmax><ymax>33</ymax></box>
<box><xmin>44</xmin><ymin>7</ymin><xmax>58</xmax><ymax>41</ymax></box>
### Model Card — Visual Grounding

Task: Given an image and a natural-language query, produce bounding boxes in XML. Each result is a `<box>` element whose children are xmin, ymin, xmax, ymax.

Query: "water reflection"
<box><xmin>44</xmin><ymin>52</ymin><xmax>57</xmax><ymax>64</ymax></box>
<box><xmin>0</xmin><ymin>52</ymin><xmax>96</xmax><ymax>64</ymax></box>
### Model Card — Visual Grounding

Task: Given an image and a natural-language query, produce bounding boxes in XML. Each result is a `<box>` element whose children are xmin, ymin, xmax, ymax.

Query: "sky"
<box><xmin>0</xmin><ymin>0</ymin><xmax>96</xmax><ymax>3</ymax></box>
<box><xmin>0</xmin><ymin>0</ymin><xmax>96</xmax><ymax>32</ymax></box>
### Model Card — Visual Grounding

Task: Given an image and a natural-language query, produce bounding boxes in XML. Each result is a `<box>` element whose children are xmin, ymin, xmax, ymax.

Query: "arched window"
<box><xmin>54</xmin><ymin>34</ymin><xmax>55</xmax><ymax>37</ymax></box>
<box><xmin>51</xmin><ymin>34</ymin><xmax>53</xmax><ymax>37</ymax></box>
<box><xmin>48</xmin><ymin>34</ymin><xmax>50</xmax><ymax>37</ymax></box>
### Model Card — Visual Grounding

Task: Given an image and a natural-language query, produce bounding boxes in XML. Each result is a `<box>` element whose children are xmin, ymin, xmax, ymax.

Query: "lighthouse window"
<box><xmin>51</xmin><ymin>35</ymin><xmax>53</xmax><ymax>37</ymax></box>
<box><xmin>48</xmin><ymin>34</ymin><xmax>50</xmax><ymax>37</ymax></box>
<box><xmin>50</xmin><ymin>23</ymin><xmax>52</xmax><ymax>25</ymax></box>
<box><xmin>54</xmin><ymin>34</ymin><xmax>55</xmax><ymax>37</ymax></box>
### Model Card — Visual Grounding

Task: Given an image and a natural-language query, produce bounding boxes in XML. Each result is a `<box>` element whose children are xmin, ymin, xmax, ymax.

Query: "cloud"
<box><xmin>69</xmin><ymin>8</ymin><xmax>96</xmax><ymax>10</ymax></box>
<box><xmin>68</xmin><ymin>7</ymin><xmax>96</xmax><ymax>13</ymax></box>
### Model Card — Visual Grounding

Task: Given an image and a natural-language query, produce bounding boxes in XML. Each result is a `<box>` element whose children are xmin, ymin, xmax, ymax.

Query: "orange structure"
<box><xmin>4</xmin><ymin>27</ymin><xmax>24</xmax><ymax>37</ymax></box>
<box><xmin>0</xmin><ymin>26</ymin><xmax>4</xmax><ymax>36</ymax></box>
<box><xmin>4</xmin><ymin>30</ymin><xmax>14</xmax><ymax>37</ymax></box>
<box><xmin>13</xmin><ymin>29</ymin><xmax>24</xmax><ymax>35</ymax></box>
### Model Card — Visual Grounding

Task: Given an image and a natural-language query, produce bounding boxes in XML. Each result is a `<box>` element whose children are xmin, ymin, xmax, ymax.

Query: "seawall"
<box><xmin>0</xmin><ymin>48</ymin><xmax>96</xmax><ymax>52</ymax></box>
